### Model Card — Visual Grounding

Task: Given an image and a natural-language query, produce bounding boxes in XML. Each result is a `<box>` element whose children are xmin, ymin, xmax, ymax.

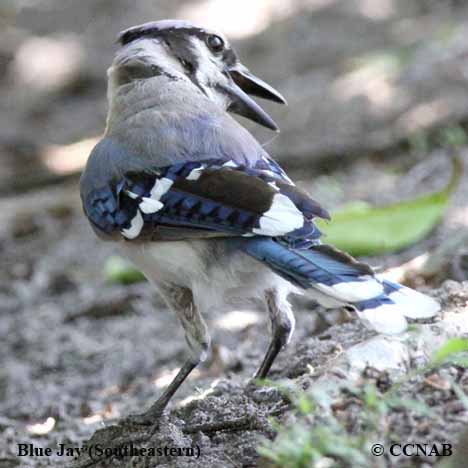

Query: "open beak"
<box><xmin>219</xmin><ymin>64</ymin><xmax>287</xmax><ymax>131</ymax></box>
<box><xmin>229</xmin><ymin>64</ymin><xmax>287</xmax><ymax>105</ymax></box>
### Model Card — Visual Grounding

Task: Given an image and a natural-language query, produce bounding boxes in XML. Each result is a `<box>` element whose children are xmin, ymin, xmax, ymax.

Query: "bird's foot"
<box><xmin>122</xmin><ymin>407</ymin><xmax>164</xmax><ymax>429</ymax></box>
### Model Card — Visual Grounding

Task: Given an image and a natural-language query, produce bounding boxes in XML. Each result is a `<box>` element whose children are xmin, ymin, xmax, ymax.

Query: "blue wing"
<box><xmin>80</xmin><ymin>138</ymin><xmax>329</xmax><ymax>243</ymax></box>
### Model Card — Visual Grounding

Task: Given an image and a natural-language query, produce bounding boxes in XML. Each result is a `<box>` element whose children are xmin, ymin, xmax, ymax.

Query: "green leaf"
<box><xmin>438</xmin><ymin>125</ymin><xmax>468</xmax><ymax>148</ymax></box>
<box><xmin>103</xmin><ymin>256</ymin><xmax>146</xmax><ymax>285</ymax></box>
<box><xmin>316</xmin><ymin>156</ymin><xmax>461</xmax><ymax>256</ymax></box>
<box><xmin>431</xmin><ymin>338</ymin><xmax>468</xmax><ymax>365</ymax></box>
<box><xmin>297</xmin><ymin>394</ymin><xmax>315</xmax><ymax>415</ymax></box>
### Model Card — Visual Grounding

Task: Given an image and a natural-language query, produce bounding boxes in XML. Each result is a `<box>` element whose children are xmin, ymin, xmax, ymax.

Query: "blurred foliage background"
<box><xmin>1</xmin><ymin>1</ymin><xmax>467</xmax><ymax>178</ymax></box>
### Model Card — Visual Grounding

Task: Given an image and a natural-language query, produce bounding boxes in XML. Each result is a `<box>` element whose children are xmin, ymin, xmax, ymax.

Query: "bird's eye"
<box><xmin>206</xmin><ymin>34</ymin><xmax>224</xmax><ymax>53</ymax></box>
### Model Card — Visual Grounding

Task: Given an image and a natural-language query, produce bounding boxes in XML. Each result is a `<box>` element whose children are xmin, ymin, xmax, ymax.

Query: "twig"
<box><xmin>64</xmin><ymin>292</ymin><xmax>138</xmax><ymax>322</ymax></box>
<box><xmin>268</xmin><ymin>403</ymin><xmax>291</xmax><ymax>416</ymax></box>
<box><xmin>182</xmin><ymin>415</ymin><xmax>263</xmax><ymax>434</ymax></box>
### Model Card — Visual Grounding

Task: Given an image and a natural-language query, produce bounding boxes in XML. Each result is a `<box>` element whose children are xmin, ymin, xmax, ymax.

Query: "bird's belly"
<box><xmin>120</xmin><ymin>239</ymin><xmax>295</xmax><ymax>313</ymax></box>
<box><xmin>121</xmin><ymin>240</ymin><xmax>206</xmax><ymax>285</ymax></box>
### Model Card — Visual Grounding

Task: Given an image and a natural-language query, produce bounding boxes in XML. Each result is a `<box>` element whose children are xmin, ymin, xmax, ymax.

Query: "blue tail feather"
<box><xmin>240</xmin><ymin>238</ymin><xmax>373</xmax><ymax>289</ymax></box>
<box><xmin>240</xmin><ymin>238</ymin><xmax>439</xmax><ymax>334</ymax></box>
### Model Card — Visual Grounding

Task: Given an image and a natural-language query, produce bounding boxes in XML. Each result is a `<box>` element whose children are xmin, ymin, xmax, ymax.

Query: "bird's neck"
<box><xmin>103</xmin><ymin>78</ymin><xmax>230</xmax><ymax>166</ymax></box>
<box><xmin>105</xmin><ymin>77</ymin><xmax>224</xmax><ymax>136</ymax></box>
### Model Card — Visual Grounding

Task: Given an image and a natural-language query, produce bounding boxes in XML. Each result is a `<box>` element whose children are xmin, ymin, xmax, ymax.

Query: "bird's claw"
<box><xmin>122</xmin><ymin>408</ymin><xmax>164</xmax><ymax>428</ymax></box>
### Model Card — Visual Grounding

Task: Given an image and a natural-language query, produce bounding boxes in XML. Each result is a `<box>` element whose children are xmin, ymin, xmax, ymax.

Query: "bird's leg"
<box><xmin>255</xmin><ymin>288</ymin><xmax>295</xmax><ymax>379</ymax></box>
<box><xmin>125</xmin><ymin>284</ymin><xmax>210</xmax><ymax>426</ymax></box>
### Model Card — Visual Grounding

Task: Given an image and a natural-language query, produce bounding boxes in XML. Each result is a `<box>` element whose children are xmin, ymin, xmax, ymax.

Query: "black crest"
<box><xmin>118</xmin><ymin>20</ymin><xmax>207</xmax><ymax>45</ymax></box>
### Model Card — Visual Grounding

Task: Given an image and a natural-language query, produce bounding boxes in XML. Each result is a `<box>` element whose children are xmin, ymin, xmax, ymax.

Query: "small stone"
<box><xmin>346</xmin><ymin>336</ymin><xmax>410</xmax><ymax>375</ymax></box>
<box><xmin>424</xmin><ymin>373</ymin><xmax>451</xmax><ymax>391</ymax></box>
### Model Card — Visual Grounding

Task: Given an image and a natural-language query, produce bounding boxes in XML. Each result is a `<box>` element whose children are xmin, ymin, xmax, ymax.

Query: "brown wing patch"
<box><xmin>173</xmin><ymin>168</ymin><xmax>276</xmax><ymax>214</ymax></box>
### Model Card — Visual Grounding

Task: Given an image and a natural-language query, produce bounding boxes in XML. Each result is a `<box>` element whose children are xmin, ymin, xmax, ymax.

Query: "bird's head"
<box><xmin>110</xmin><ymin>20</ymin><xmax>286</xmax><ymax>131</ymax></box>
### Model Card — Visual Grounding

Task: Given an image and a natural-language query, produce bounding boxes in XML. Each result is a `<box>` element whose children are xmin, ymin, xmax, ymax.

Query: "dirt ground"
<box><xmin>1</xmin><ymin>147</ymin><xmax>468</xmax><ymax>468</ymax></box>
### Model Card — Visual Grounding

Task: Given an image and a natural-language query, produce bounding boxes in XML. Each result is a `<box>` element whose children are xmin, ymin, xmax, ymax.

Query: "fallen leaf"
<box><xmin>316</xmin><ymin>156</ymin><xmax>461</xmax><ymax>256</ymax></box>
<box><xmin>103</xmin><ymin>256</ymin><xmax>146</xmax><ymax>285</ymax></box>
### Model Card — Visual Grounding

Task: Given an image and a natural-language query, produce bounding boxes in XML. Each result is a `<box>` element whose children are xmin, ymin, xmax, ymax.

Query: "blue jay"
<box><xmin>80</xmin><ymin>20</ymin><xmax>439</xmax><ymax>425</ymax></box>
